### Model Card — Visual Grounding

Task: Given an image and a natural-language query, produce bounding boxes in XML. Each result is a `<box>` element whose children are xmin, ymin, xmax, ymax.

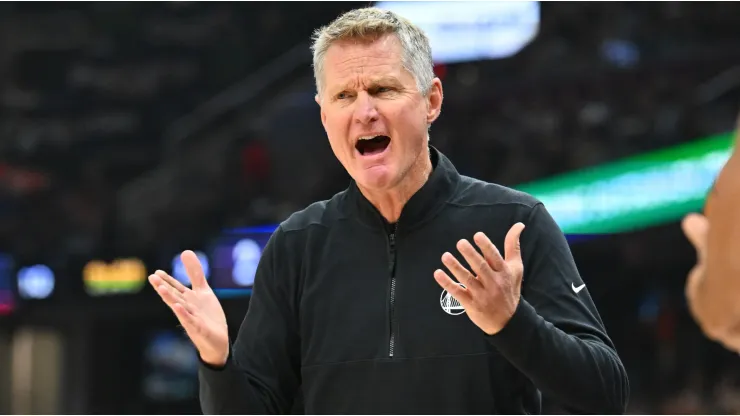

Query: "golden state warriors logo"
<box><xmin>440</xmin><ymin>284</ymin><xmax>466</xmax><ymax>315</ymax></box>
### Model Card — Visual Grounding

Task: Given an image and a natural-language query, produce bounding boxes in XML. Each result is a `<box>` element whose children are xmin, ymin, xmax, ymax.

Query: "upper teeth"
<box><xmin>358</xmin><ymin>136</ymin><xmax>379</xmax><ymax>141</ymax></box>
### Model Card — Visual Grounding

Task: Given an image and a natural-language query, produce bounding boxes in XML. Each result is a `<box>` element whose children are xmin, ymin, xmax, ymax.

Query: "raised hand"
<box><xmin>434</xmin><ymin>223</ymin><xmax>526</xmax><ymax>336</ymax></box>
<box><xmin>682</xmin><ymin>213</ymin><xmax>709</xmax><ymax>308</ymax></box>
<box><xmin>149</xmin><ymin>250</ymin><xmax>230</xmax><ymax>366</ymax></box>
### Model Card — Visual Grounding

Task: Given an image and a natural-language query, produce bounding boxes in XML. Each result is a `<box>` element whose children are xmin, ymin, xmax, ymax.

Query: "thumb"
<box><xmin>181</xmin><ymin>250</ymin><xmax>209</xmax><ymax>290</ymax></box>
<box><xmin>685</xmin><ymin>263</ymin><xmax>705</xmax><ymax>305</ymax></box>
<box><xmin>682</xmin><ymin>213</ymin><xmax>709</xmax><ymax>261</ymax></box>
<box><xmin>504</xmin><ymin>222</ymin><xmax>526</xmax><ymax>263</ymax></box>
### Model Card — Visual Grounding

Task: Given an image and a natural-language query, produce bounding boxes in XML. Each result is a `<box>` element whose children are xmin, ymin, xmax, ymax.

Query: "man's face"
<box><xmin>317</xmin><ymin>34</ymin><xmax>442</xmax><ymax>192</ymax></box>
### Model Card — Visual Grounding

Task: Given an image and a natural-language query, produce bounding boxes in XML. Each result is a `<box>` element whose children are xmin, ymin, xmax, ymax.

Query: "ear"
<box><xmin>316</xmin><ymin>94</ymin><xmax>328</xmax><ymax>129</ymax></box>
<box><xmin>425</xmin><ymin>77</ymin><xmax>443</xmax><ymax>125</ymax></box>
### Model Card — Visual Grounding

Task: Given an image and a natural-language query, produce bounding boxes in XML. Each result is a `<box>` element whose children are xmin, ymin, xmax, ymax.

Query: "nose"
<box><xmin>353</xmin><ymin>92</ymin><xmax>379</xmax><ymax>125</ymax></box>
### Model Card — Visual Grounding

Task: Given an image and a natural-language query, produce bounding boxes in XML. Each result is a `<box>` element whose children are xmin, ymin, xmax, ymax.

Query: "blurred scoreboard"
<box><xmin>0</xmin><ymin>254</ymin><xmax>14</xmax><ymax>315</ymax></box>
<box><xmin>172</xmin><ymin>225</ymin><xmax>275</xmax><ymax>298</ymax></box>
<box><xmin>1</xmin><ymin>226</ymin><xmax>277</xmax><ymax>309</ymax></box>
<box><xmin>2</xmin><ymin>130</ymin><xmax>734</xmax><ymax>309</ymax></box>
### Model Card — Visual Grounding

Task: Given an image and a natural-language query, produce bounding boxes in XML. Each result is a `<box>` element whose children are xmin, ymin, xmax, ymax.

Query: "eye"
<box><xmin>376</xmin><ymin>87</ymin><xmax>392</xmax><ymax>93</ymax></box>
<box><xmin>336</xmin><ymin>91</ymin><xmax>351</xmax><ymax>100</ymax></box>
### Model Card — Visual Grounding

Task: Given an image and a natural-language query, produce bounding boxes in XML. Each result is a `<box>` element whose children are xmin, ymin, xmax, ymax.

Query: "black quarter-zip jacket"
<box><xmin>199</xmin><ymin>147</ymin><xmax>629</xmax><ymax>414</ymax></box>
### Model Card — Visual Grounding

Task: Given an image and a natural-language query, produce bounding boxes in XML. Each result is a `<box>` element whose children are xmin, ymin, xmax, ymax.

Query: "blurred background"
<box><xmin>0</xmin><ymin>1</ymin><xmax>739</xmax><ymax>414</ymax></box>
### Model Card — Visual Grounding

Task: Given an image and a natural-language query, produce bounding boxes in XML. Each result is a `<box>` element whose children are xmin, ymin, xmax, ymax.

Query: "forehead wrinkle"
<box><xmin>337</xmin><ymin>72</ymin><xmax>400</xmax><ymax>92</ymax></box>
<box><xmin>324</xmin><ymin>35</ymin><xmax>404</xmax><ymax>92</ymax></box>
<box><xmin>335</xmin><ymin>54</ymin><xmax>396</xmax><ymax>76</ymax></box>
<box><xmin>331</xmin><ymin>57</ymin><xmax>402</xmax><ymax>91</ymax></box>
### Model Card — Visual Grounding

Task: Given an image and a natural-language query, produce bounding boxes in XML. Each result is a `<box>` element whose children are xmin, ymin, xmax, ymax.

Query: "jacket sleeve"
<box><xmin>486</xmin><ymin>203</ymin><xmax>629</xmax><ymax>414</ymax></box>
<box><xmin>198</xmin><ymin>226</ymin><xmax>301</xmax><ymax>414</ymax></box>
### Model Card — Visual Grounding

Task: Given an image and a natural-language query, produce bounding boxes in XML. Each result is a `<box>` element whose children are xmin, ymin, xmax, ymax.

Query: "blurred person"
<box><xmin>149</xmin><ymin>7</ymin><xmax>628</xmax><ymax>414</ymax></box>
<box><xmin>682</xmin><ymin>114</ymin><xmax>740</xmax><ymax>352</ymax></box>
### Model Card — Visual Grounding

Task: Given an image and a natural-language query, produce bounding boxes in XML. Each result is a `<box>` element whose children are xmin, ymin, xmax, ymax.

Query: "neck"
<box><xmin>357</xmin><ymin>148</ymin><xmax>433</xmax><ymax>224</ymax></box>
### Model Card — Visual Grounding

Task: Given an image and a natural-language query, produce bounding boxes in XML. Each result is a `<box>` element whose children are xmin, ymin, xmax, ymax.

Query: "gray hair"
<box><xmin>310</xmin><ymin>7</ymin><xmax>435</xmax><ymax>99</ymax></box>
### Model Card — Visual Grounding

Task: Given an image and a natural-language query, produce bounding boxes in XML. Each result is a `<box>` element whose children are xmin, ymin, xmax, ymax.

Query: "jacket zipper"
<box><xmin>388</xmin><ymin>223</ymin><xmax>398</xmax><ymax>358</ymax></box>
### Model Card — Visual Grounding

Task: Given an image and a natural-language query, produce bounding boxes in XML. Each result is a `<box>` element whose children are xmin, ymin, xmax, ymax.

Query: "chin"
<box><xmin>356</xmin><ymin>168</ymin><xmax>397</xmax><ymax>191</ymax></box>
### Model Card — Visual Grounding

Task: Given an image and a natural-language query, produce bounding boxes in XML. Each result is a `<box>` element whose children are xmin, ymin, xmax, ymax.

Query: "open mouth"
<box><xmin>355</xmin><ymin>135</ymin><xmax>391</xmax><ymax>156</ymax></box>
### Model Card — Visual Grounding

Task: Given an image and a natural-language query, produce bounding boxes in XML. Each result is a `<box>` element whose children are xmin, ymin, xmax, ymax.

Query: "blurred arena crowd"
<box><xmin>1</xmin><ymin>2</ymin><xmax>740</xmax><ymax>414</ymax></box>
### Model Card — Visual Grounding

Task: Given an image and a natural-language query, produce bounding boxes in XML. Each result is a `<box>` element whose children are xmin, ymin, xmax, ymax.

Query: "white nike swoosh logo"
<box><xmin>572</xmin><ymin>283</ymin><xmax>586</xmax><ymax>294</ymax></box>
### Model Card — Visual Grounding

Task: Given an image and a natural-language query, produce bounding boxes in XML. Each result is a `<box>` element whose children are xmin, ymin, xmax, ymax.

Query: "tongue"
<box><xmin>358</xmin><ymin>136</ymin><xmax>390</xmax><ymax>156</ymax></box>
<box><xmin>363</xmin><ymin>140</ymin><xmax>387</xmax><ymax>155</ymax></box>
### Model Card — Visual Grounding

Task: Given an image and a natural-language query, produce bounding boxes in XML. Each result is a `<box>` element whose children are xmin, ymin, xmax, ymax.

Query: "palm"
<box><xmin>149</xmin><ymin>250</ymin><xmax>230</xmax><ymax>365</ymax></box>
<box><xmin>184</xmin><ymin>285</ymin><xmax>228</xmax><ymax>360</ymax></box>
<box><xmin>433</xmin><ymin>225</ymin><xmax>526</xmax><ymax>336</ymax></box>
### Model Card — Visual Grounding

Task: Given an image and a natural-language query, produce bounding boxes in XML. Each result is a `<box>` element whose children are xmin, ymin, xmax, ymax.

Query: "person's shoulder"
<box><xmin>278</xmin><ymin>189</ymin><xmax>349</xmax><ymax>235</ymax></box>
<box><xmin>452</xmin><ymin>175</ymin><xmax>542</xmax><ymax>211</ymax></box>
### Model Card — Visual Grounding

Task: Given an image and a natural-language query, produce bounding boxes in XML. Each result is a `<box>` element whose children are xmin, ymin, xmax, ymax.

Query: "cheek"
<box><xmin>326</xmin><ymin>133</ymin><xmax>346</xmax><ymax>157</ymax></box>
<box><xmin>324</xmin><ymin>115</ymin><xmax>348</xmax><ymax>142</ymax></box>
<box><xmin>323</xmin><ymin>115</ymin><xmax>355</xmax><ymax>161</ymax></box>
<box><xmin>390</xmin><ymin>107</ymin><xmax>427</xmax><ymax>148</ymax></box>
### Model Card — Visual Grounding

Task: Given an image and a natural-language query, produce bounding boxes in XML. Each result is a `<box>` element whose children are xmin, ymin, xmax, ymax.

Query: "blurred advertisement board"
<box><xmin>516</xmin><ymin>132</ymin><xmax>734</xmax><ymax>234</ymax></box>
<box><xmin>375</xmin><ymin>1</ymin><xmax>540</xmax><ymax>64</ymax></box>
<box><xmin>84</xmin><ymin>258</ymin><xmax>147</xmax><ymax>295</ymax></box>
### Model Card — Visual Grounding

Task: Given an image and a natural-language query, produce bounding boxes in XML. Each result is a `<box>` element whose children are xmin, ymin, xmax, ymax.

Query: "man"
<box><xmin>149</xmin><ymin>8</ymin><xmax>628</xmax><ymax>414</ymax></box>
<box><xmin>682</xmin><ymin>116</ymin><xmax>740</xmax><ymax>352</ymax></box>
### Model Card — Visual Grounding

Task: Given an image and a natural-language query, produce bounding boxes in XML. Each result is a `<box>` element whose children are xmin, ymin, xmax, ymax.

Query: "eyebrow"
<box><xmin>333</xmin><ymin>76</ymin><xmax>403</xmax><ymax>94</ymax></box>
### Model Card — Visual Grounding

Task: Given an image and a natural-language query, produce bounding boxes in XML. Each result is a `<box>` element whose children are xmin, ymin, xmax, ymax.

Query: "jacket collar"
<box><xmin>346</xmin><ymin>146</ymin><xmax>460</xmax><ymax>232</ymax></box>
